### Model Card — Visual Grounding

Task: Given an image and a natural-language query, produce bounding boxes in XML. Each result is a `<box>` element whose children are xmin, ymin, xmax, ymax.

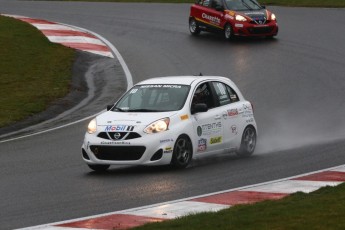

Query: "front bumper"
<box><xmin>81</xmin><ymin>131</ymin><xmax>176</xmax><ymax>166</ymax></box>
<box><xmin>233</xmin><ymin>21</ymin><xmax>278</xmax><ymax>37</ymax></box>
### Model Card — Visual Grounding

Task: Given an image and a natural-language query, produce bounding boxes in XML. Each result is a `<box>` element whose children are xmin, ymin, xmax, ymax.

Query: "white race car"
<box><xmin>82</xmin><ymin>76</ymin><xmax>257</xmax><ymax>171</ymax></box>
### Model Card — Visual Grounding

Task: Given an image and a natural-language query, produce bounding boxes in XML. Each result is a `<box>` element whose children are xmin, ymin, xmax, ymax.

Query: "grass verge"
<box><xmin>35</xmin><ymin>0</ymin><xmax>345</xmax><ymax>8</ymax></box>
<box><xmin>135</xmin><ymin>183</ymin><xmax>345</xmax><ymax>229</ymax></box>
<box><xmin>0</xmin><ymin>15</ymin><xmax>75</xmax><ymax>128</ymax></box>
<box><xmin>260</xmin><ymin>0</ymin><xmax>345</xmax><ymax>7</ymax></box>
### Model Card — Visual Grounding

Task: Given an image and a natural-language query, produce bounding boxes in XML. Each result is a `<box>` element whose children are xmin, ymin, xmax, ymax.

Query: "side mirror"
<box><xmin>107</xmin><ymin>105</ymin><xmax>113</xmax><ymax>111</ymax></box>
<box><xmin>261</xmin><ymin>5</ymin><xmax>266</xmax><ymax>9</ymax></box>
<box><xmin>191</xmin><ymin>103</ymin><xmax>208</xmax><ymax>114</ymax></box>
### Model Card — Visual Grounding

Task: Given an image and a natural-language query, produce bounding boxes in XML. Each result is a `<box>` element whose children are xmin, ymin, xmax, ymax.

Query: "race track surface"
<box><xmin>0</xmin><ymin>1</ymin><xmax>345</xmax><ymax>228</ymax></box>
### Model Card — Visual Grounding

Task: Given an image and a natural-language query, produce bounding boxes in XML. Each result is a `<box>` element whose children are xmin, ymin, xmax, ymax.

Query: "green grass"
<box><xmin>135</xmin><ymin>183</ymin><xmax>345</xmax><ymax>230</ymax></box>
<box><xmin>0</xmin><ymin>15</ymin><xmax>75</xmax><ymax>128</ymax></box>
<box><xmin>260</xmin><ymin>0</ymin><xmax>345</xmax><ymax>7</ymax></box>
<box><xmin>35</xmin><ymin>0</ymin><xmax>345</xmax><ymax>8</ymax></box>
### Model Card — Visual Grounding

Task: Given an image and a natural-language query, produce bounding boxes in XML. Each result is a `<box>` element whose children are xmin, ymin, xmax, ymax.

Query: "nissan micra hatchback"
<box><xmin>189</xmin><ymin>0</ymin><xmax>278</xmax><ymax>39</ymax></box>
<box><xmin>82</xmin><ymin>76</ymin><xmax>257</xmax><ymax>171</ymax></box>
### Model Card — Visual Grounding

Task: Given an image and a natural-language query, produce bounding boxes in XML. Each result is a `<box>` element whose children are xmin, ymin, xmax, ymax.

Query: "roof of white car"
<box><xmin>137</xmin><ymin>76</ymin><xmax>232</xmax><ymax>85</ymax></box>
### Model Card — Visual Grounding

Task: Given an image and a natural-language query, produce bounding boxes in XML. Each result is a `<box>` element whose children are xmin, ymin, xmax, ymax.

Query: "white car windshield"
<box><xmin>225</xmin><ymin>0</ymin><xmax>263</xmax><ymax>11</ymax></box>
<box><xmin>113</xmin><ymin>84</ymin><xmax>190</xmax><ymax>112</ymax></box>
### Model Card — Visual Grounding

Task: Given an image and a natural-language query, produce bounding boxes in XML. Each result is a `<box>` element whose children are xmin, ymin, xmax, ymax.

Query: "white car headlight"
<box><xmin>87</xmin><ymin>119</ymin><xmax>97</xmax><ymax>134</ymax></box>
<box><xmin>271</xmin><ymin>13</ymin><xmax>276</xmax><ymax>21</ymax></box>
<box><xmin>144</xmin><ymin>118</ymin><xmax>170</xmax><ymax>134</ymax></box>
<box><xmin>235</xmin><ymin>15</ymin><xmax>247</xmax><ymax>22</ymax></box>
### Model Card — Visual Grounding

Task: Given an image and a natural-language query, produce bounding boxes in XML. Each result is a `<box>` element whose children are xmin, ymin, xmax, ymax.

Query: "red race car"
<box><xmin>189</xmin><ymin>0</ymin><xmax>278</xmax><ymax>39</ymax></box>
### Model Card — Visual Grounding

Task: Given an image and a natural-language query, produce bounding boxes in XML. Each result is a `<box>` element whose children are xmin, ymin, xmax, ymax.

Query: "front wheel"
<box><xmin>237</xmin><ymin>126</ymin><xmax>256</xmax><ymax>157</ymax></box>
<box><xmin>224</xmin><ymin>23</ymin><xmax>234</xmax><ymax>40</ymax></box>
<box><xmin>171</xmin><ymin>135</ymin><xmax>193</xmax><ymax>168</ymax></box>
<box><xmin>189</xmin><ymin>18</ymin><xmax>200</xmax><ymax>35</ymax></box>
<box><xmin>87</xmin><ymin>164</ymin><xmax>110</xmax><ymax>172</ymax></box>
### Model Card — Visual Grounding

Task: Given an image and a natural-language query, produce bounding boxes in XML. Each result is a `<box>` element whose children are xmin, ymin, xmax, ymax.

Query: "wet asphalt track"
<box><xmin>0</xmin><ymin>1</ymin><xmax>345</xmax><ymax>228</ymax></box>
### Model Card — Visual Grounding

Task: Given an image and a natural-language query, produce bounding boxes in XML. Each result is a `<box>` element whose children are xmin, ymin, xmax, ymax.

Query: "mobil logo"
<box><xmin>105</xmin><ymin>125</ymin><xmax>127</xmax><ymax>131</ymax></box>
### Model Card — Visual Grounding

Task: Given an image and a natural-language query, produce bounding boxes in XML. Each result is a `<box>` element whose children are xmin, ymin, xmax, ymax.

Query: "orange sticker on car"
<box><xmin>180</xmin><ymin>114</ymin><xmax>189</xmax><ymax>121</ymax></box>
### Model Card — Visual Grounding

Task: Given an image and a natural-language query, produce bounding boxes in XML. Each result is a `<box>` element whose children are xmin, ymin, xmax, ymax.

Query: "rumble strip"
<box><xmin>21</xmin><ymin>164</ymin><xmax>345</xmax><ymax>229</ymax></box>
<box><xmin>2</xmin><ymin>14</ymin><xmax>114</xmax><ymax>58</ymax></box>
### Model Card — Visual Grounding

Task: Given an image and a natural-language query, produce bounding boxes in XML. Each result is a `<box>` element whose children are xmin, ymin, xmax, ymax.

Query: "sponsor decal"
<box><xmin>202</xmin><ymin>13</ymin><xmax>221</xmax><ymax>25</ymax></box>
<box><xmin>140</xmin><ymin>85</ymin><xmax>182</xmax><ymax>88</ymax></box>
<box><xmin>210</xmin><ymin>136</ymin><xmax>222</xmax><ymax>145</ymax></box>
<box><xmin>243</xmin><ymin>104</ymin><xmax>252</xmax><ymax>111</ymax></box>
<box><xmin>254</xmin><ymin>24</ymin><xmax>268</xmax><ymax>27</ymax></box>
<box><xmin>230</xmin><ymin>94</ymin><xmax>237</xmax><ymax>100</ymax></box>
<box><xmin>197</xmin><ymin>138</ymin><xmax>207</xmax><ymax>152</ymax></box>
<box><xmin>231</xmin><ymin>125</ymin><xmax>238</xmax><ymax>135</ymax></box>
<box><xmin>104</xmin><ymin>125</ymin><xmax>134</xmax><ymax>132</ymax></box>
<box><xmin>164</xmin><ymin>146</ymin><xmax>173</xmax><ymax>154</ymax></box>
<box><xmin>129</xmin><ymin>88</ymin><xmax>138</xmax><ymax>94</ymax></box>
<box><xmin>225</xmin><ymin>14</ymin><xmax>234</xmax><ymax>20</ymax></box>
<box><xmin>235</xmin><ymin>24</ymin><xmax>244</xmax><ymax>28</ymax></box>
<box><xmin>180</xmin><ymin>114</ymin><xmax>189</xmax><ymax>121</ymax></box>
<box><xmin>160</xmin><ymin>139</ymin><xmax>173</xmax><ymax>143</ymax></box>
<box><xmin>100</xmin><ymin>141</ymin><xmax>130</xmax><ymax>145</ymax></box>
<box><xmin>245</xmin><ymin>12</ymin><xmax>265</xmax><ymax>15</ymax></box>
<box><xmin>227</xmin><ymin>109</ymin><xmax>238</xmax><ymax>117</ymax></box>
<box><xmin>242</xmin><ymin>104</ymin><xmax>254</xmax><ymax>118</ymax></box>
<box><xmin>197</xmin><ymin>122</ymin><xmax>222</xmax><ymax>136</ymax></box>
<box><xmin>226</xmin><ymin>10</ymin><xmax>236</xmax><ymax>16</ymax></box>
<box><xmin>246</xmin><ymin>118</ymin><xmax>254</xmax><ymax>123</ymax></box>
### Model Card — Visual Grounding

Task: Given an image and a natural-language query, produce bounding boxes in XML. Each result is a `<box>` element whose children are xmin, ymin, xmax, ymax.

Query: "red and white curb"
<box><xmin>21</xmin><ymin>164</ymin><xmax>345</xmax><ymax>230</ymax></box>
<box><xmin>2</xmin><ymin>14</ymin><xmax>114</xmax><ymax>58</ymax></box>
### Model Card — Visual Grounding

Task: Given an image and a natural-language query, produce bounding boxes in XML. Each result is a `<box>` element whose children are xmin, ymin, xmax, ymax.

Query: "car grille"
<box><xmin>248</xmin><ymin>15</ymin><xmax>267</xmax><ymax>25</ymax></box>
<box><xmin>97</xmin><ymin>132</ymin><xmax>141</xmax><ymax>140</ymax></box>
<box><xmin>247</xmin><ymin>26</ymin><xmax>274</xmax><ymax>34</ymax></box>
<box><xmin>90</xmin><ymin>145</ymin><xmax>146</xmax><ymax>161</ymax></box>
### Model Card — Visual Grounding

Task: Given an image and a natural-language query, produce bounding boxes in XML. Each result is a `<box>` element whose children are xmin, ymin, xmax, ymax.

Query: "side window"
<box><xmin>192</xmin><ymin>83</ymin><xmax>215</xmax><ymax>109</ymax></box>
<box><xmin>212</xmin><ymin>82</ymin><xmax>231</xmax><ymax>106</ymax></box>
<box><xmin>226</xmin><ymin>85</ymin><xmax>240</xmax><ymax>103</ymax></box>
<box><xmin>202</xmin><ymin>0</ymin><xmax>210</xmax><ymax>7</ymax></box>
<box><xmin>209</xmin><ymin>0</ymin><xmax>223</xmax><ymax>9</ymax></box>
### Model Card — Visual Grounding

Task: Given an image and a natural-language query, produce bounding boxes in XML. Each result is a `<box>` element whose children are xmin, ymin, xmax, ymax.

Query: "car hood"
<box><xmin>241</xmin><ymin>9</ymin><xmax>267</xmax><ymax>22</ymax></box>
<box><xmin>96</xmin><ymin>111</ymin><xmax>177</xmax><ymax>127</ymax></box>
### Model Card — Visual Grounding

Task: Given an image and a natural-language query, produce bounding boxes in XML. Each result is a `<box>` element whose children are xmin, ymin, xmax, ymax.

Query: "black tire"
<box><xmin>189</xmin><ymin>18</ymin><xmax>200</xmax><ymax>35</ymax></box>
<box><xmin>87</xmin><ymin>164</ymin><xmax>110</xmax><ymax>172</ymax></box>
<box><xmin>171</xmin><ymin>135</ymin><xmax>193</xmax><ymax>168</ymax></box>
<box><xmin>224</xmin><ymin>23</ymin><xmax>234</xmax><ymax>40</ymax></box>
<box><xmin>237</xmin><ymin>126</ymin><xmax>256</xmax><ymax>157</ymax></box>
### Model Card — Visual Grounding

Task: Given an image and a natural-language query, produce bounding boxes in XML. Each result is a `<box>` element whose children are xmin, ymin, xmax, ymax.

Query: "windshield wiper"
<box><xmin>127</xmin><ymin>109</ymin><xmax>161</xmax><ymax>112</ymax></box>
<box><xmin>241</xmin><ymin>0</ymin><xmax>253</xmax><ymax>10</ymax></box>
<box><xmin>247</xmin><ymin>0</ymin><xmax>264</xmax><ymax>9</ymax></box>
